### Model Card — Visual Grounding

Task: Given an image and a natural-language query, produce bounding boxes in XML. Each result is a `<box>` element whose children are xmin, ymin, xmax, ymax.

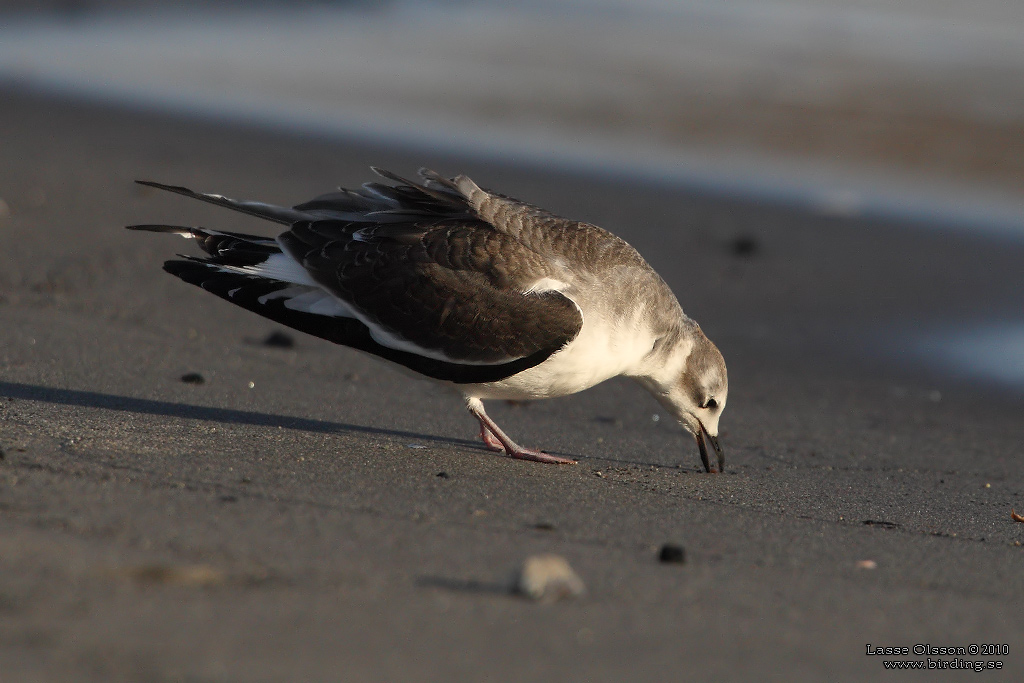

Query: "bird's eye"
<box><xmin>703</xmin><ymin>398</ymin><xmax>718</xmax><ymax>410</ymax></box>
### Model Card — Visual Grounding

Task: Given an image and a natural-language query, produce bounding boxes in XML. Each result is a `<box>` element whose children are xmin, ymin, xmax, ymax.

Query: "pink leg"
<box><xmin>478</xmin><ymin>421</ymin><xmax>505</xmax><ymax>452</ymax></box>
<box><xmin>467</xmin><ymin>397</ymin><xmax>576</xmax><ymax>465</ymax></box>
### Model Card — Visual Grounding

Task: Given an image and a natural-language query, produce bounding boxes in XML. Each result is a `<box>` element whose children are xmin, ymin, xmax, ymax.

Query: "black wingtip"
<box><xmin>371</xmin><ymin>166</ymin><xmax>462</xmax><ymax>205</ymax></box>
<box><xmin>125</xmin><ymin>223</ymin><xmax>193</xmax><ymax>234</ymax></box>
<box><xmin>133</xmin><ymin>179</ymin><xmax>301</xmax><ymax>225</ymax></box>
<box><xmin>134</xmin><ymin>180</ymin><xmax>205</xmax><ymax>200</ymax></box>
<box><xmin>369</xmin><ymin>166</ymin><xmax>416</xmax><ymax>186</ymax></box>
<box><xmin>135</xmin><ymin>179</ymin><xmax>187</xmax><ymax>192</ymax></box>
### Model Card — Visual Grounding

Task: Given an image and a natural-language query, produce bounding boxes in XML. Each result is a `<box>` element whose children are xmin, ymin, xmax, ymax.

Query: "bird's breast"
<box><xmin>464</xmin><ymin>305</ymin><xmax>657</xmax><ymax>401</ymax></box>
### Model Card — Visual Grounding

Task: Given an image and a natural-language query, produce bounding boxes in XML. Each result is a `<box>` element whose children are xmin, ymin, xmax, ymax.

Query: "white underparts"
<box><xmin>464</xmin><ymin>305</ymin><xmax>658</xmax><ymax>401</ymax></box>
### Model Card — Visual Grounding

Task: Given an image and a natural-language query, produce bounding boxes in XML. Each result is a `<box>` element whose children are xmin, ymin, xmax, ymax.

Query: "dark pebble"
<box><xmin>180</xmin><ymin>373</ymin><xmax>205</xmax><ymax>385</ymax></box>
<box><xmin>219</xmin><ymin>495</ymin><xmax>238</xmax><ymax>503</ymax></box>
<box><xmin>533</xmin><ymin>522</ymin><xmax>555</xmax><ymax>531</ymax></box>
<box><xmin>436</xmin><ymin>471</ymin><xmax>450</xmax><ymax>479</ymax></box>
<box><xmin>863</xmin><ymin>520</ymin><xmax>900</xmax><ymax>529</ymax></box>
<box><xmin>730</xmin><ymin>236</ymin><xmax>759</xmax><ymax>257</ymax></box>
<box><xmin>0</xmin><ymin>448</ymin><xmax>5</xmax><ymax>460</ymax></box>
<box><xmin>658</xmin><ymin>544</ymin><xmax>686</xmax><ymax>564</ymax></box>
<box><xmin>263</xmin><ymin>331</ymin><xmax>295</xmax><ymax>348</ymax></box>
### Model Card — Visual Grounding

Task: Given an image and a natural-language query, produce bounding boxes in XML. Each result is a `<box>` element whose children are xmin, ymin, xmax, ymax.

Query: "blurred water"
<box><xmin>916</xmin><ymin>323</ymin><xmax>1024</xmax><ymax>391</ymax></box>
<box><xmin>1</xmin><ymin>1</ymin><xmax>1024</xmax><ymax>238</ymax></box>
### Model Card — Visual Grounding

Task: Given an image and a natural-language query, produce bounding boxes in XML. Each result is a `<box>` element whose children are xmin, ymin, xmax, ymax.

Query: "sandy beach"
<box><xmin>0</xmin><ymin>84</ymin><xmax>1022</xmax><ymax>680</ymax></box>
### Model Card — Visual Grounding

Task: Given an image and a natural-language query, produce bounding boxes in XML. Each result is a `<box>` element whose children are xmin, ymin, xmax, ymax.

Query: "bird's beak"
<box><xmin>695</xmin><ymin>423</ymin><xmax>725</xmax><ymax>474</ymax></box>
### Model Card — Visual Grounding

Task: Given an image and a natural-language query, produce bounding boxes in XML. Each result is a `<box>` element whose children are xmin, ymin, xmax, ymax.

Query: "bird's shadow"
<box><xmin>0</xmin><ymin>380</ymin><xmax>480</xmax><ymax>450</ymax></box>
<box><xmin>0</xmin><ymin>381</ymin><xmax>687</xmax><ymax>467</ymax></box>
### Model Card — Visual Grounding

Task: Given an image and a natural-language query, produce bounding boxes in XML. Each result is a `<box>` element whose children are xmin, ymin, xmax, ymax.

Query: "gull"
<box><xmin>129</xmin><ymin>168</ymin><xmax>728</xmax><ymax>472</ymax></box>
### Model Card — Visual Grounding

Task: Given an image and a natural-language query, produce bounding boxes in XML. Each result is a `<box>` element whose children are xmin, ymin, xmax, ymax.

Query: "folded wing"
<box><xmin>130</xmin><ymin>170</ymin><xmax>583</xmax><ymax>384</ymax></box>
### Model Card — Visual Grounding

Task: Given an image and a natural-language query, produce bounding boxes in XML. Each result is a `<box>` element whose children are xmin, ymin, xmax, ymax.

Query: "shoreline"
<box><xmin>9</xmin><ymin>79</ymin><xmax>1024</xmax><ymax>245</ymax></box>
<box><xmin>3</xmin><ymin>2</ymin><xmax>1024</xmax><ymax>241</ymax></box>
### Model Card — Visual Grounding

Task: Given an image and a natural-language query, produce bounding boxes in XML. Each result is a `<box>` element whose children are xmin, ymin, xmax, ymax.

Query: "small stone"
<box><xmin>862</xmin><ymin>520</ymin><xmax>899</xmax><ymax>529</ymax></box>
<box><xmin>856</xmin><ymin>560</ymin><xmax>878</xmax><ymax>570</ymax></box>
<box><xmin>730</xmin><ymin>235</ymin><xmax>759</xmax><ymax>257</ymax></box>
<box><xmin>516</xmin><ymin>554</ymin><xmax>585</xmax><ymax>602</ymax></box>
<box><xmin>436</xmin><ymin>471</ymin><xmax>449</xmax><ymax>479</ymax></box>
<box><xmin>262</xmin><ymin>331</ymin><xmax>295</xmax><ymax>348</ymax></box>
<box><xmin>123</xmin><ymin>564</ymin><xmax>225</xmax><ymax>587</ymax></box>
<box><xmin>658</xmin><ymin>544</ymin><xmax>685</xmax><ymax>564</ymax></box>
<box><xmin>218</xmin><ymin>495</ymin><xmax>238</xmax><ymax>503</ymax></box>
<box><xmin>0</xmin><ymin>448</ymin><xmax>5</xmax><ymax>460</ymax></box>
<box><xmin>180</xmin><ymin>372</ymin><xmax>205</xmax><ymax>384</ymax></box>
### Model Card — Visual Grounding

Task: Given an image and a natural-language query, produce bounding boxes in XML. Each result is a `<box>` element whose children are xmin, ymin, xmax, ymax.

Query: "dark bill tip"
<box><xmin>708</xmin><ymin>432</ymin><xmax>725</xmax><ymax>473</ymax></box>
<box><xmin>696</xmin><ymin>424</ymin><xmax>724</xmax><ymax>474</ymax></box>
<box><xmin>696</xmin><ymin>429</ymin><xmax>713</xmax><ymax>473</ymax></box>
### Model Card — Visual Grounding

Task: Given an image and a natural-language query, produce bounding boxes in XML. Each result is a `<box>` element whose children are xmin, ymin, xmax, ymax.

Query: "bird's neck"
<box><xmin>628</xmin><ymin>320</ymin><xmax>695</xmax><ymax>386</ymax></box>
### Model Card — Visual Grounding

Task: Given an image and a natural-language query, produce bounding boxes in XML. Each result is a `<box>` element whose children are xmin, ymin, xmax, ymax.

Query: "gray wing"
<box><xmin>279</xmin><ymin>215</ymin><xmax>581</xmax><ymax>366</ymax></box>
<box><xmin>277</xmin><ymin>169</ymin><xmax>583</xmax><ymax>367</ymax></box>
<box><xmin>135</xmin><ymin>170</ymin><xmax>583</xmax><ymax>381</ymax></box>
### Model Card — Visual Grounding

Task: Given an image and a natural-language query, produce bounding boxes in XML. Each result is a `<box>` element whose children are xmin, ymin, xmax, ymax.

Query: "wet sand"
<box><xmin>1</xmin><ymin>87</ymin><xmax>1023</xmax><ymax>681</ymax></box>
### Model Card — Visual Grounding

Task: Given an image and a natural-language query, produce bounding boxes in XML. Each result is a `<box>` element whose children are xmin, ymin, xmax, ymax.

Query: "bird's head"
<box><xmin>640</xmin><ymin>327</ymin><xmax>728</xmax><ymax>473</ymax></box>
